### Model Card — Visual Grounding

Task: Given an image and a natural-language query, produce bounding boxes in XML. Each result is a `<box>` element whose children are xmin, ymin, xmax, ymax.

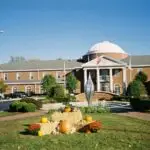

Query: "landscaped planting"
<box><xmin>0</xmin><ymin>113</ymin><xmax>149</xmax><ymax>150</ymax></box>
<box><xmin>9</xmin><ymin>101</ymin><xmax>36</xmax><ymax>112</ymax></box>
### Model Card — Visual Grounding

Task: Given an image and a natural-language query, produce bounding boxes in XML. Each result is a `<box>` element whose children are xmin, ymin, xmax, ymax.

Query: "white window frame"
<box><xmin>137</xmin><ymin>68</ymin><xmax>143</xmax><ymax>73</ymax></box>
<box><xmin>56</xmin><ymin>71</ymin><xmax>61</xmax><ymax>79</ymax></box>
<box><xmin>29</xmin><ymin>72</ymin><xmax>34</xmax><ymax>80</ymax></box>
<box><xmin>12</xmin><ymin>86</ymin><xmax>18</xmax><ymax>93</ymax></box>
<box><xmin>4</xmin><ymin>73</ymin><xmax>8</xmax><ymax>81</ymax></box>
<box><xmin>16</xmin><ymin>72</ymin><xmax>20</xmax><ymax>80</ymax></box>
<box><xmin>114</xmin><ymin>84</ymin><xmax>121</xmax><ymax>95</ymax></box>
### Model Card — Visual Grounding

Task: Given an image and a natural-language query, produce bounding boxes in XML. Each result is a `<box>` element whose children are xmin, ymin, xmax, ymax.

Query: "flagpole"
<box><xmin>64</xmin><ymin>61</ymin><xmax>66</xmax><ymax>89</ymax></box>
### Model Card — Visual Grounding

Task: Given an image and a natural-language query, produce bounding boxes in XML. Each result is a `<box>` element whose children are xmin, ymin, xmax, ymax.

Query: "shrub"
<box><xmin>135</xmin><ymin>71</ymin><xmax>148</xmax><ymax>83</ymax></box>
<box><xmin>111</xmin><ymin>95</ymin><xmax>130</xmax><ymax>101</ymax></box>
<box><xmin>80</xmin><ymin>105</ymin><xmax>110</xmax><ymax>114</ymax></box>
<box><xmin>41</xmin><ymin>75</ymin><xmax>56</xmax><ymax>95</ymax></box>
<box><xmin>53</xmin><ymin>84</ymin><xmax>65</xmax><ymax>98</ymax></box>
<box><xmin>127</xmin><ymin>80</ymin><xmax>147</xmax><ymax>97</ymax></box>
<box><xmin>20</xmin><ymin>98</ymin><xmax>42</xmax><ymax>109</ymax></box>
<box><xmin>21</xmin><ymin>103</ymin><xmax>36</xmax><ymax>112</ymax></box>
<box><xmin>9</xmin><ymin>101</ymin><xmax>26</xmax><ymax>112</ymax></box>
<box><xmin>9</xmin><ymin>101</ymin><xmax>36</xmax><ymax>112</ymax></box>
<box><xmin>66</xmin><ymin>73</ymin><xmax>77</xmax><ymax>93</ymax></box>
<box><xmin>130</xmin><ymin>97</ymin><xmax>150</xmax><ymax>112</ymax></box>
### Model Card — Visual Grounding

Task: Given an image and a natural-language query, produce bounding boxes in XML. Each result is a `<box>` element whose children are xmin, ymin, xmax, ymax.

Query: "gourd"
<box><xmin>40</xmin><ymin>117</ymin><xmax>48</xmax><ymax>123</ymax></box>
<box><xmin>38</xmin><ymin>130</ymin><xmax>43</xmax><ymax>136</ymax></box>
<box><xmin>85</xmin><ymin>116</ymin><xmax>92</xmax><ymax>122</ymax></box>
<box><xmin>59</xmin><ymin>120</ymin><xmax>70</xmax><ymax>133</ymax></box>
<box><xmin>64</xmin><ymin>107</ymin><xmax>71</xmax><ymax>112</ymax></box>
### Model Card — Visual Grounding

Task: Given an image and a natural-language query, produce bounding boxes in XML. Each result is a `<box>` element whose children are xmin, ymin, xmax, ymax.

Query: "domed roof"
<box><xmin>89</xmin><ymin>41</ymin><xmax>127</xmax><ymax>54</ymax></box>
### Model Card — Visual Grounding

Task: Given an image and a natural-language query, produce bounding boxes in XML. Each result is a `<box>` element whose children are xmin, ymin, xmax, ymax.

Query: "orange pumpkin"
<box><xmin>85</xmin><ymin>116</ymin><xmax>92</xmax><ymax>122</ymax></box>
<box><xmin>59</xmin><ymin>120</ymin><xmax>70</xmax><ymax>133</ymax></box>
<box><xmin>64</xmin><ymin>107</ymin><xmax>71</xmax><ymax>112</ymax></box>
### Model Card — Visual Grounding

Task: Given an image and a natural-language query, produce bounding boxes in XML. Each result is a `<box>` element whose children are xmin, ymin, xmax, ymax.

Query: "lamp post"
<box><xmin>84</xmin><ymin>73</ymin><xmax>94</xmax><ymax>106</ymax></box>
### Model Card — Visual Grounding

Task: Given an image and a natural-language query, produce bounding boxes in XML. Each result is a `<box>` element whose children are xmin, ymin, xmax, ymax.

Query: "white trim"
<box><xmin>11</xmin><ymin>86</ymin><xmax>18</xmax><ymax>93</ymax></box>
<box><xmin>0</xmin><ymin>67</ymin><xmax>82</xmax><ymax>72</ymax></box>
<box><xmin>25</xmin><ymin>85</ymin><xmax>32</xmax><ymax>93</ymax></box>
<box><xmin>131</xmin><ymin>65</ymin><xmax>150</xmax><ymax>67</ymax></box>
<box><xmin>83</xmin><ymin>66</ymin><xmax>125</xmax><ymax>70</ymax></box>
<box><xmin>5</xmin><ymin>82</ymin><xmax>41</xmax><ymax>85</ymax></box>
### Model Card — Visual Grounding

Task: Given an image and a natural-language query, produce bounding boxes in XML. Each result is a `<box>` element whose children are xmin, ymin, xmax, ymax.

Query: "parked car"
<box><xmin>0</xmin><ymin>93</ymin><xmax>5</xmax><ymax>100</ymax></box>
<box><xmin>11</xmin><ymin>91</ymin><xmax>27</xmax><ymax>98</ymax></box>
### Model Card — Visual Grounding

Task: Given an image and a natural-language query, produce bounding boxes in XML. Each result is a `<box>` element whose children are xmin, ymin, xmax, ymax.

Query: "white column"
<box><xmin>35</xmin><ymin>84</ymin><xmax>37</xmax><ymax>94</ymax></box>
<box><xmin>109</xmin><ymin>68</ymin><xmax>113</xmax><ymax>92</ymax></box>
<box><xmin>84</xmin><ymin>68</ymin><xmax>87</xmax><ymax>86</ymax></box>
<box><xmin>97</xmin><ymin>68</ymin><xmax>100</xmax><ymax>92</ymax></box>
<box><xmin>123</xmin><ymin>67</ymin><xmax>127</xmax><ymax>94</ymax></box>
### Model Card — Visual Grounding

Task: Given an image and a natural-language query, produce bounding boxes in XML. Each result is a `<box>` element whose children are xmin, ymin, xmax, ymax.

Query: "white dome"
<box><xmin>89</xmin><ymin>41</ymin><xmax>127</xmax><ymax>54</ymax></box>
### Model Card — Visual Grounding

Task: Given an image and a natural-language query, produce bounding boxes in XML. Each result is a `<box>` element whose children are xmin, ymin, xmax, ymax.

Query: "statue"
<box><xmin>84</xmin><ymin>73</ymin><xmax>94</xmax><ymax>106</ymax></box>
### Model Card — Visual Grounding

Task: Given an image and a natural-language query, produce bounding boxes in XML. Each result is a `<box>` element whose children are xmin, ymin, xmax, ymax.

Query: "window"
<box><xmin>56</xmin><ymin>71</ymin><xmax>61</xmax><ymax>79</ymax></box>
<box><xmin>26</xmin><ymin>86</ymin><xmax>32</xmax><ymax>93</ymax></box>
<box><xmin>29</xmin><ymin>72</ymin><xmax>34</xmax><ymax>80</ymax></box>
<box><xmin>16</xmin><ymin>72</ymin><xmax>20</xmax><ymax>80</ymax></box>
<box><xmin>4</xmin><ymin>73</ymin><xmax>8</xmax><ymax>81</ymax></box>
<box><xmin>12</xmin><ymin>87</ymin><xmax>18</xmax><ymax>93</ymax></box>
<box><xmin>114</xmin><ymin>84</ymin><xmax>120</xmax><ymax>95</ymax></box>
<box><xmin>113</xmin><ymin>69</ymin><xmax>120</xmax><ymax>77</ymax></box>
<box><xmin>137</xmin><ymin>68</ymin><xmax>143</xmax><ymax>73</ymax></box>
<box><xmin>101</xmin><ymin>83</ymin><xmax>110</xmax><ymax>92</ymax></box>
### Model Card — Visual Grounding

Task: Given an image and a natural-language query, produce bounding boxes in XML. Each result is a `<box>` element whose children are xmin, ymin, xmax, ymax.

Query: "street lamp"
<box><xmin>84</xmin><ymin>73</ymin><xmax>94</xmax><ymax>106</ymax></box>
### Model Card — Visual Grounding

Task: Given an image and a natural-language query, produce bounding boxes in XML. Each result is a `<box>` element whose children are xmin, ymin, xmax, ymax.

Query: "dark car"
<box><xmin>11</xmin><ymin>91</ymin><xmax>27</xmax><ymax>98</ymax></box>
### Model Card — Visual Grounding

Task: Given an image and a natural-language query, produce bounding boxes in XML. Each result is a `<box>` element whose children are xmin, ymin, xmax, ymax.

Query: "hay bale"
<box><xmin>51</xmin><ymin>110</ymin><xmax>83</xmax><ymax>126</ymax></box>
<box><xmin>38</xmin><ymin>121</ymin><xmax>59</xmax><ymax>135</ymax></box>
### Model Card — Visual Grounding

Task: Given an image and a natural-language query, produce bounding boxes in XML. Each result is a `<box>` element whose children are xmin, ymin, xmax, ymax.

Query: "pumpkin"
<box><xmin>59</xmin><ymin>120</ymin><xmax>70</xmax><ymax>133</ymax></box>
<box><xmin>64</xmin><ymin>107</ymin><xmax>71</xmax><ymax>112</ymax></box>
<box><xmin>38</xmin><ymin>130</ymin><xmax>43</xmax><ymax>136</ymax></box>
<box><xmin>40</xmin><ymin>117</ymin><xmax>48</xmax><ymax>123</ymax></box>
<box><xmin>85</xmin><ymin>116</ymin><xmax>92</xmax><ymax>122</ymax></box>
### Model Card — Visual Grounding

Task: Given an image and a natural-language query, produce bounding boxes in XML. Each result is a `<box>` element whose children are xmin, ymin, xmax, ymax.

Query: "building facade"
<box><xmin>0</xmin><ymin>41</ymin><xmax>150</xmax><ymax>95</ymax></box>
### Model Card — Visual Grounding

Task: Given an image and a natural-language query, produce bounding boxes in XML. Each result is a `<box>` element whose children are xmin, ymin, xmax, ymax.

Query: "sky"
<box><xmin>0</xmin><ymin>0</ymin><xmax>150</xmax><ymax>63</ymax></box>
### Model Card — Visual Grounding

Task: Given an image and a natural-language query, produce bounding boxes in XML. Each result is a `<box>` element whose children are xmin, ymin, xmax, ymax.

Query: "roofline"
<box><xmin>0</xmin><ymin>67</ymin><xmax>82</xmax><ymax>72</ymax></box>
<box><xmin>131</xmin><ymin>65</ymin><xmax>150</xmax><ymax>67</ymax></box>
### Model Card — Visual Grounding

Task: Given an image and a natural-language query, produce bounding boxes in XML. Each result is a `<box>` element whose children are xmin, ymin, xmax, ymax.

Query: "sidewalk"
<box><xmin>117</xmin><ymin>112</ymin><xmax>150</xmax><ymax>121</ymax></box>
<box><xmin>0</xmin><ymin>110</ymin><xmax>46</xmax><ymax>121</ymax></box>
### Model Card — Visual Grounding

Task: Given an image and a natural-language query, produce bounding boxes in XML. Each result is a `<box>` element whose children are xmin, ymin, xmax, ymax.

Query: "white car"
<box><xmin>0</xmin><ymin>93</ymin><xmax>5</xmax><ymax>100</ymax></box>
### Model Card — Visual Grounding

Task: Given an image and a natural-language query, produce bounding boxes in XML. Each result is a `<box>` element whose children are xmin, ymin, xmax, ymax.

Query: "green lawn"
<box><xmin>0</xmin><ymin>111</ymin><xmax>18</xmax><ymax>117</ymax></box>
<box><xmin>0</xmin><ymin>113</ymin><xmax>150</xmax><ymax>150</ymax></box>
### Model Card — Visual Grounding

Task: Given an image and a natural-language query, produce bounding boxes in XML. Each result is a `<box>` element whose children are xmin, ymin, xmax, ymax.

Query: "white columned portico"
<box><xmin>84</xmin><ymin>68</ymin><xmax>87</xmax><ymax>86</ymax></box>
<box><xmin>123</xmin><ymin>67</ymin><xmax>127</xmax><ymax>94</ymax></box>
<box><xmin>109</xmin><ymin>68</ymin><xmax>113</xmax><ymax>92</ymax></box>
<box><xmin>96</xmin><ymin>68</ymin><xmax>100</xmax><ymax>91</ymax></box>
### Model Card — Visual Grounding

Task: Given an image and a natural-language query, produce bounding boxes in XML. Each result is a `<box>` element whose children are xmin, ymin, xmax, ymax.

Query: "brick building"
<box><xmin>0</xmin><ymin>41</ymin><xmax>150</xmax><ymax>95</ymax></box>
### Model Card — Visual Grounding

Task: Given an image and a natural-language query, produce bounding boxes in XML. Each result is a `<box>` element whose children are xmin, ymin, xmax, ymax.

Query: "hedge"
<box><xmin>20</xmin><ymin>98</ymin><xmax>42</xmax><ymax>109</ymax></box>
<box><xmin>130</xmin><ymin>97</ymin><xmax>150</xmax><ymax>112</ymax></box>
<box><xmin>9</xmin><ymin>101</ymin><xmax>36</xmax><ymax>112</ymax></box>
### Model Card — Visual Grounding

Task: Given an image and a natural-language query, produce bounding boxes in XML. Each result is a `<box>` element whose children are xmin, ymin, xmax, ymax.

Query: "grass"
<box><xmin>0</xmin><ymin>113</ymin><xmax>150</xmax><ymax>150</ymax></box>
<box><xmin>0</xmin><ymin>111</ymin><xmax>19</xmax><ymax>117</ymax></box>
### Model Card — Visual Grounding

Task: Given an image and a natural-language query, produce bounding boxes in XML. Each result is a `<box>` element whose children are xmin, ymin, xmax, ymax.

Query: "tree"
<box><xmin>135</xmin><ymin>71</ymin><xmax>148</xmax><ymax>83</ymax></box>
<box><xmin>9</xmin><ymin>56</ymin><xmax>26</xmax><ymax>63</ymax></box>
<box><xmin>66</xmin><ymin>73</ymin><xmax>77</xmax><ymax>93</ymax></box>
<box><xmin>0</xmin><ymin>80</ymin><xmax>8</xmax><ymax>93</ymax></box>
<box><xmin>41</xmin><ymin>75</ymin><xmax>56</xmax><ymax>96</ymax></box>
<box><xmin>127</xmin><ymin>80</ymin><xmax>147</xmax><ymax>97</ymax></box>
